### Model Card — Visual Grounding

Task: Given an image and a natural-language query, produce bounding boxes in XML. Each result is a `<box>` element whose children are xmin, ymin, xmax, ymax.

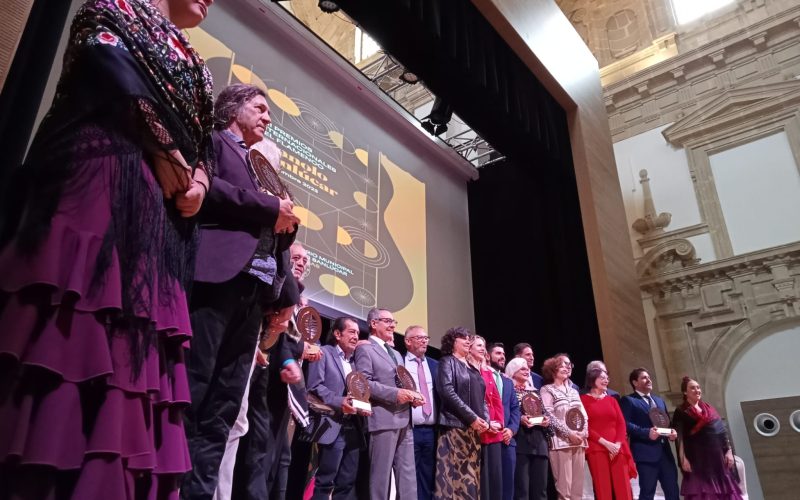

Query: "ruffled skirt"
<box><xmin>0</xmin><ymin>154</ymin><xmax>192</xmax><ymax>499</ymax></box>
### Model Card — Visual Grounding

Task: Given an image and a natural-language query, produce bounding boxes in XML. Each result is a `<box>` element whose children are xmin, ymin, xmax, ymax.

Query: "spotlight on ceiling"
<box><xmin>318</xmin><ymin>0</ymin><xmax>340</xmax><ymax>13</ymax></box>
<box><xmin>399</xmin><ymin>69</ymin><xmax>419</xmax><ymax>85</ymax></box>
<box><xmin>428</xmin><ymin>97</ymin><xmax>453</xmax><ymax>127</ymax></box>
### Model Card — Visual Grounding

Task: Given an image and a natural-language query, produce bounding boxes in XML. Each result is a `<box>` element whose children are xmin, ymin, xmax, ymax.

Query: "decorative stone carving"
<box><xmin>636</xmin><ymin>239</ymin><xmax>699</xmax><ymax>279</ymax></box>
<box><xmin>639</xmin><ymin>242</ymin><xmax>800</xmax><ymax>412</ymax></box>
<box><xmin>607</xmin><ymin>10</ymin><xmax>640</xmax><ymax>60</ymax></box>
<box><xmin>632</xmin><ymin>169</ymin><xmax>671</xmax><ymax>235</ymax></box>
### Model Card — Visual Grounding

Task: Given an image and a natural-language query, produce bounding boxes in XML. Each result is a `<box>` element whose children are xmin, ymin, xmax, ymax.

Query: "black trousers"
<box><xmin>312</xmin><ymin>424</ymin><xmax>361</xmax><ymax>500</ymax></box>
<box><xmin>181</xmin><ymin>273</ymin><xmax>265</xmax><ymax>500</ymax></box>
<box><xmin>514</xmin><ymin>454</ymin><xmax>548</xmax><ymax>500</ymax></box>
<box><xmin>481</xmin><ymin>441</ymin><xmax>503</xmax><ymax>500</ymax></box>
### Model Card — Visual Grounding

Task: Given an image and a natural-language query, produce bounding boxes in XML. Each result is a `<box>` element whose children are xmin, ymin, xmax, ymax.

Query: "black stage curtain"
<box><xmin>468</xmin><ymin>154</ymin><xmax>602</xmax><ymax>385</ymax></box>
<box><xmin>335</xmin><ymin>0</ymin><xmax>603</xmax><ymax>378</ymax></box>
<box><xmin>0</xmin><ymin>0</ymin><xmax>71</xmax><ymax>184</ymax></box>
<box><xmin>335</xmin><ymin>0</ymin><xmax>567</xmax><ymax>164</ymax></box>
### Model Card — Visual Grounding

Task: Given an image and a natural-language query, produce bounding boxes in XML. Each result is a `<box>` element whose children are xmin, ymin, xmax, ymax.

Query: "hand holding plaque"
<box><xmin>521</xmin><ymin>393</ymin><xmax>545</xmax><ymax>426</ymax></box>
<box><xmin>649</xmin><ymin>407</ymin><xmax>673</xmax><ymax>436</ymax></box>
<box><xmin>346</xmin><ymin>371</ymin><xmax>372</xmax><ymax>414</ymax></box>
<box><xmin>395</xmin><ymin>365</ymin><xmax>425</xmax><ymax>407</ymax></box>
<box><xmin>566</xmin><ymin>407</ymin><xmax>586</xmax><ymax>433</ymax></box>
<box><xmin>248</xmin><ymin>149</ymin><xmax>292</xmax><ymax>200</ymax></box>
<box><xmin>295</xmin><ymin>306</ymin><xmax>322</xmax><ymax>358</ymax></box>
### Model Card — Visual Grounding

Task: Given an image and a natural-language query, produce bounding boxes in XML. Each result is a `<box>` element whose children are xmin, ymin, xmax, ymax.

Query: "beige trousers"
<box><xmin>549</xmin><ymin>447</ymin><xmax>586</xmax><ymax>500</ymax></box>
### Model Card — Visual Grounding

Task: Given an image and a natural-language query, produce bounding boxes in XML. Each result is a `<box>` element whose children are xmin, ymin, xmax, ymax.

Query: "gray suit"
<box><xmin>353</xmin><ymin>337</ymin><xmax>417</xmax><ymax>500</ymax></box>
<box><xmin>308</xmin><ymin>344</ymin><xmax>362</xmax><ymax>444</ymax></box>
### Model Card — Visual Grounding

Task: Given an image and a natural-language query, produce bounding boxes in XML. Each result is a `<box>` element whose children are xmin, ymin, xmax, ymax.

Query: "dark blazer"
<box><xmin>500</xmin><ymin>375</ymin><xmax>520</xmax><ymax>446</ymax></box>
<box><xmin>405</xmin><ymin>354</ymin><xmax>440</xmax><ymax>423</ymax></box>
<box><xmin>307</xmin><ymin>344</ymin><xmax>363</xmax><ymax>445</ymax></box>
<box><xmin>194</xmin><ymin>130</ymin><xmax>281</xmax><ymax>283</ymax></box>
<box><xmin>620</xmin><ymin>392</ymin><xmax>676</xmax><ymax>464</ymax></box>
<box><xmin>435</xmin><ymin>356</ymin><xmax>487</xmax><ymax>428</ymax></box>
<box><xmin>531</xmin><ymin>372</ymin><xmax>544</xmax><ymax>390</ymax></box>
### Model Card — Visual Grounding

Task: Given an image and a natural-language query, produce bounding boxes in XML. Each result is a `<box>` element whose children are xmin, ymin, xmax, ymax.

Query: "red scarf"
<box><xmin>682</xmin><ymin>400</ymin><xmax>720</xmax><ymax>436</ymax></box>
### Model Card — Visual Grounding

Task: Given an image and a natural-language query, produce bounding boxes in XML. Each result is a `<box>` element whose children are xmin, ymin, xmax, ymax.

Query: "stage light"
<box><xmin>428</xmin><ymin>97</ymin><xmax>453</xmax><ymax>126</ymax></box>
<box><xmin>318</xmin><ymin>0</ymin><xmax>340</xmax><ymax>13</ymax></box>
<box><xmin>399</xmin><ymin>70</ymin><xmax>419</xmax><ymax>84</ymax></box>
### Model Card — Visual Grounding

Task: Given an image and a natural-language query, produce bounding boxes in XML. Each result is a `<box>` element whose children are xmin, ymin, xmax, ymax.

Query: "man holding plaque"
<box><xmin>184</xmin><ymin>84</ymin><xmax>301</xmax><ymax>499</ymax></box>
<box><xmin>490</xmin><ymin>342</ymin><xmax>521</xmax><ymax>500</ymax></box>
<box><xmin>619</xmin><ymin>368</ymin><xmax>679</xmax><ymax>500</ymax></box>
<box><xmin>306</xmin><ymin>316</ymin><xmax>365</xmax><ymax>499</ymax></box>
<box><xmin>403</xmin><ymin>326</ymin><xmax>438</xmax><ymax>500</ymax></box>
<box><xmin>354</xmin><ymin>308</ymin><xmax>423</xmax><ymax>500</ymax></box>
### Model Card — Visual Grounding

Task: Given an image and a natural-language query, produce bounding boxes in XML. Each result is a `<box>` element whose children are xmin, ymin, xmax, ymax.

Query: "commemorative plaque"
<box><xmin>295</xmin><ymin>306</ymin><xmax>322</xmax><ymax>356</ymax></box>
<box><xmin>396</xmin><ymin>365</ymin><xmax>425</xmax><ymax>407</ymax></box>
<box><xmin>565</xmin><ymin>407</ymin><xmax>586</xmax><ymax>432</ymax></box>
<box><xmin>521</xmin><ymin>393</ymin><xmax>545</xmax><ymax>426</ymax></box>
<box><xmin>346</xmin><ymin>371</ymin><xmax>372</xmax><ymax>412</ymax></box>
<box><xmin>248</xmin><ymin>149</ymin><xmax>292</xmax><ymax>199</ymax></box>
<box><xmin>649</xmin><ymin>407</ymin><xmax>673</xmax><ymax>436</ymax></box>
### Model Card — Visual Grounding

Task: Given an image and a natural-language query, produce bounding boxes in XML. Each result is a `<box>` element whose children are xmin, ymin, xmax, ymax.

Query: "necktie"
<box><xmin>416</xmin><ymin>358</ymin><xmax>432</xmax><ymax>417</ymax></box>
<box><xmin>645</xmin><ymin>394</ymin><xmax>656</xmax><ymax>408</ymax></box>
<box><xmin>384</xmin><ymin>343</ymin><xmax>397</xmax><ymax>365</ymax></box>
<box><xmin>493</xmin><ymin>370</ymin><xmax>503</xmax><ymax>398</ymax></box>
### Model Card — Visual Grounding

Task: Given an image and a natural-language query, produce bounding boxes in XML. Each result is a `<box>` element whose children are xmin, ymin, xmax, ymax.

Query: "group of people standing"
<box><xmin>0</xmin><ymin>1</ymin><xmax>746</xmax><ymax>500</ymax></box>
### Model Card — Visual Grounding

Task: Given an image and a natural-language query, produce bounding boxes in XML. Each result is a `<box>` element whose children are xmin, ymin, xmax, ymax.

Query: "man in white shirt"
<box><xmin>403</xmin><ymin>326</ymin><xmax>438</xmax><ymax>500</ymax></box>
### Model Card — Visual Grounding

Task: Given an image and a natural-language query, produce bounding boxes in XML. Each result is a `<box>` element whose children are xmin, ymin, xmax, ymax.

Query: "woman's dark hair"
<box><xmin>584</xmin><ymin>367</ymin><xmax>607</xmax><ymax>391</ymax></box>
<box><xmin>214</xmin><ymin>84</ymin><xmax>266</xmax><ymax>130</ymax></box>
<box><xmin>680</xmin><ymin>375</ymin><xmax>696</xmax><ymax>401</ymax></box>
<box><xmin>541</xmin><ymin>353</ymin><xmax>570</xmax><ymax>384</ymax></box>
<box><xmin>440</xmin><ymin>326</ymin><xmax>472</xmax><ymax>356</ymax></box>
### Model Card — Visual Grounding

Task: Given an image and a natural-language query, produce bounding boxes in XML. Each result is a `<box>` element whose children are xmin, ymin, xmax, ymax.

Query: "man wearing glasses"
<box><xmin>403</xmin><ymin>326</ymin><xmax>438</xmax><ymax>500</ymax></box>
<box><xmin>354</xmin><ymin>308</ymin><xmax>423</xmax><ymax>499</ymax></box>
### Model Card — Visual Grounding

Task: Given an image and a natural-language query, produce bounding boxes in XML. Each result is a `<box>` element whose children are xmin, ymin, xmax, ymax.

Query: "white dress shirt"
<box><xmin>404</xmin><ymin>352</ymin><xmax>437</xmax><ymax>426</ymax></box>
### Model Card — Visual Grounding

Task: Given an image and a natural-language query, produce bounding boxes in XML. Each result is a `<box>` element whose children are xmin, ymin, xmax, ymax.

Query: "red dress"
<box><xmin>580</xmin><ymin>393</ymin><xmax>637</xmax><ymax>500</ymax></box>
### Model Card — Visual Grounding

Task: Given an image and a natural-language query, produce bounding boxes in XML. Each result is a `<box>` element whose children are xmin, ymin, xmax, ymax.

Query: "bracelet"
<box><xmin>282</xmin><ymin>359</ymin><xmax>295</xmax><ymax>368</ymax></box>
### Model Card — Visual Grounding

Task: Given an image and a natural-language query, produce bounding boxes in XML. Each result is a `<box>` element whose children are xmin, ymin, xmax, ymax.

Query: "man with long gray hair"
<box><xmin>182</xmin><ymin>83</ymin><xmax>301</xmax><ymax>499</ymax></box>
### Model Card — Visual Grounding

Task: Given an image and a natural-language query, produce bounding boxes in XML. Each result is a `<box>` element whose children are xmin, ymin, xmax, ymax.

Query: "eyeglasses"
<box><xmin>559</xmin><ymin>361</ymin><xmax>574</xmax><ymax>369</ymax></box>
<box><xmin>408</xmin><ymin>336</ymin><xmax>429</xmax><ymax>342</ymax></box>
<box><xmin>375</xmin><ymin>318</ymin><xmax>398</xmax><ymax>325</ymax></box>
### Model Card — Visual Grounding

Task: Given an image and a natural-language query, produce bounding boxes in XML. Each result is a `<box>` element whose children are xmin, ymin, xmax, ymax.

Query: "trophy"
<box><xmin>395</xmin><ymin>365</ymin><xmax>425</xmax><ymax>407</ymax></box>
<box><xmin>295</xmin><ymin>306</ymin><xmax>322</xmax><ymax>357</ymax></box>
<box><xmin>248</xmin><ymin>149</ymin><xmax>292</xmax><ymax>199</ymax></box>
<box><xmin>565</xmin><ymin>407</ymin><xmax>586</xmax><ymax>432</ymax></box>
<box><xmin>521</xmin><ymin>393</ymin><xmax>545</xmax><ymax>426</ymax></box>
<box><xmin>649</xmin><ymin>407</ymin><xmax>673</xmax><ymax>436</ymax></box>
<box><xmin>346</xmin><ymin>371</ymin><xmax>372</xmax><ymax>413</ymax></box>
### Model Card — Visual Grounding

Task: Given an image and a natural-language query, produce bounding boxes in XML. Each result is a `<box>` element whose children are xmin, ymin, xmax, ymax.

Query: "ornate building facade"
<box><xmin>560</xmin><ymin>1</ymin><xmax>800</xmax><ymax>498</ymax></box>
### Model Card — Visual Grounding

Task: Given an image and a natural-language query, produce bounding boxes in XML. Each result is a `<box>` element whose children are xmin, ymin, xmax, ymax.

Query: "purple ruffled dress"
<box><xmin>674</xmin><ymin>404</ymin><xmax>743</xmax><ymax>500</ymax></box>
<box><xmin>0</xmin><ymin>143</ymin><xmax>193</xmax><ymax>498</ymax></box>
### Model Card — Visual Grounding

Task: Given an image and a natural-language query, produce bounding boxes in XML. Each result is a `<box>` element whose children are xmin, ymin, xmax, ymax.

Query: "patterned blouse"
<box><xmin>540</xmin><ymin>381</ymin><xmax>589</xmax><ymax>450</ymax></box>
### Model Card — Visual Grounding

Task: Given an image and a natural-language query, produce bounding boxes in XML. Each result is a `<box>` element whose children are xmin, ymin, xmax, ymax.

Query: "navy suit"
<box><xmin>530</xmin><ymin>372</ymin><xmax>543</xmax><ymax>390</ymax></box>
<box><xmin>620</xmin><ymin>393</ymin><xmax>679</xmax><ymax>500</ymax></box>
<box><xmin>406</xmin><ymin>356</ymin><xmax>438</xmax><ymax>500</ymax></box>
<box><xmin>307</xmin><ymin>344</ymin><xmax>363</xmax><ymax>499</ymax></box>
<box><xmin>500</xmin><ymin>375</ymin><xmax>521</xmax><ymax>500</ymax></box>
